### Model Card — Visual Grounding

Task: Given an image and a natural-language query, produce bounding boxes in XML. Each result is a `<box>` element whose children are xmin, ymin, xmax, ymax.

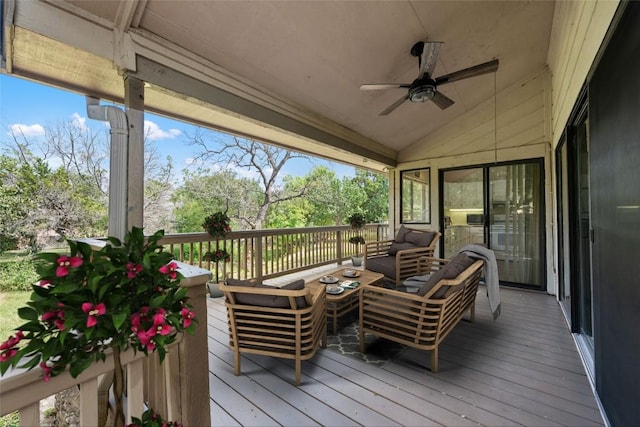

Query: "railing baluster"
<box><xmin>19</xmin><ymin>402</ymin><xmax>40</xmax><ymax>427</ymax></box>
<box><xmin>80</xmin><ymin>377</ymin><xmax>99</xmax><ymax>427</ymax></box>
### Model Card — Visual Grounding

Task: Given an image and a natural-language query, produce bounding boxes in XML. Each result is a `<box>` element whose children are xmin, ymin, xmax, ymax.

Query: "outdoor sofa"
<box><xmin>359</xmin><ymin>252</ymin><xmax>483</xmax><ymax>372</ymax></box>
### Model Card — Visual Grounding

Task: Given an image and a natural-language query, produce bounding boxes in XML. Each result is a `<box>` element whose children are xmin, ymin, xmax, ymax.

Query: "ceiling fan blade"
<box><xmin>360</xmin><ymin>83</ymin><xmax>411</xmax><ymax>90</ymax></box>
<box><xmin>419</xmin><ymin>41</ymin><xmax>443</xmax><ymax>78</ymax></box>
<box><xmin>431</xmin><ymin>90</ymin><xmax>455</xmax><ymax>109</ymax></box>
<box><xmin>380</xmin><ymin>93</ymin><xmax>409</xmax><ymax>116</ymax></box>
<box><xmin>435</xmin><ymin>58</ymin><xmax>499</xmax><ymax>86</ymax></box>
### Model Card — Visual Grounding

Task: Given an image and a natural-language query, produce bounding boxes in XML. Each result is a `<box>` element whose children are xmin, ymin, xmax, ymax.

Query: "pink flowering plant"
<box><xmin>0</xmin><ymin>227</ymin><xmax>195</xmax><ymax>426</ymax></box>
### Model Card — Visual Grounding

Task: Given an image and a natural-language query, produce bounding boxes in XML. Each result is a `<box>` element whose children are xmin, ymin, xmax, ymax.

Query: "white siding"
<box><xmin>547</xmin><ymin>0</ymin><xmax>619</xmax><ymax>147</ymax></box>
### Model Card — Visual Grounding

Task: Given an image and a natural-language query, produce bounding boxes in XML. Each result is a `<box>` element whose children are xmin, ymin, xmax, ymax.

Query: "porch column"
<box><xmin>124</xmin><ymin>75</ymin><xmax>144</xmax><ymax>229</ymax></box>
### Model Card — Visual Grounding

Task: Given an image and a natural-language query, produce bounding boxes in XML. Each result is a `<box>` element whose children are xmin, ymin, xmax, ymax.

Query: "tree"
<box><xmin>351</xmin><ymin>170</ymin><xmax>389</xmax><ymax>222</ymax></box>
<box><xmin>0</xmin><ymin>151</ymin><xmax>105</xmax><ymax>252</ymax></box>
<box><xmin>171</xmin><ymin>168</ymin><xmax>263</xmax><ymax>232</ymax></box>
<box><xmin>1</xmin><ymin>116</ymin><xmax>177</xmax><ymax>248</ymax></box>
<box><xmin>188</xmin><ymin>131</ymin><xmax>311</xmax><ymax>229</ymax></box>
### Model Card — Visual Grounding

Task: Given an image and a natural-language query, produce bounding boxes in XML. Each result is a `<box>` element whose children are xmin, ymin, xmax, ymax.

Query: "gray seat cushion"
<box><xmin>225</xmin><ymin>278</ymin><xmax>307</xmax><ymax>308</ymax></box>
<box><xmin>405</xmin><ymin>230</ymin><xmax>436</xmax><ymax>247</ymax></box>
<box><xmin>365</xmin><ymin>256</ymin><xmax>397</xmax><ymax>279</ymax></box>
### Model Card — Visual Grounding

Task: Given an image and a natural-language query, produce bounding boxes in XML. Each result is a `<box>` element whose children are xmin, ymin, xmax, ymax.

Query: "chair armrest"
<box><xmin>308</xmin><ymin>283</ymin><xmax>326</xmax><ymax>306</ymax></box>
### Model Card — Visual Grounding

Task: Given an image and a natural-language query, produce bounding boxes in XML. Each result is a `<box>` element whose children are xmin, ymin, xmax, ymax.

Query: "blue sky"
<box><xmin>0</xmin><ymin>74</ymin><xmax>356</xmax><ymax>181</ymax></box>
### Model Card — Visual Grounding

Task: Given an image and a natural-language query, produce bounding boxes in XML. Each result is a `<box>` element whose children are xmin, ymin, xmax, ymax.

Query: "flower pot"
<box><xmin>351</xmin><ymin>256</ymin><xmax>363</xmax><ymax>267</ymax></box>
<box><xmin>206</xmin><ymin>281</ymin><xmax>224</xmax><ymax>298</ymax></box>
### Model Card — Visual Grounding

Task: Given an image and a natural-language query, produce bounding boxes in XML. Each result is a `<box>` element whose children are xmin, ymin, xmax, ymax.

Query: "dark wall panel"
<box><xmin>589</xmin><ymin>2</ymin><xmax>640</xmax><ymax>425</ymax></box>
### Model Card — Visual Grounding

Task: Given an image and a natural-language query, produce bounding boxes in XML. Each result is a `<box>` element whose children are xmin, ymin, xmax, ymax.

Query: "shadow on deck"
<box><xmin>206</xmin><ymin>267</ymin><xmax>603</xmax><ymax>426</ymax></box>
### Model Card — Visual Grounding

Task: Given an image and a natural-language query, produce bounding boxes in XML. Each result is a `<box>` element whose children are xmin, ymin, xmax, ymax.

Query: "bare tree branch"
<box><xmin>187</xmin><ymin>130</ymin><xmax>311</xmax><ymax>229</ymax></box>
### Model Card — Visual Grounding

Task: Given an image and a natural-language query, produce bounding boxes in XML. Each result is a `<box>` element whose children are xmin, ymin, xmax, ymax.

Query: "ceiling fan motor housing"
<box><xmin>409</xmin><ymin>82</ymin><xmax>436</xmax><ymax>103</ymax></box>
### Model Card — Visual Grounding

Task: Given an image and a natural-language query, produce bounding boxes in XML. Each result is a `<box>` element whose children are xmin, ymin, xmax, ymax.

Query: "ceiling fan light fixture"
<box><xmin>408</xmin><ymin>84</ymin><xmax>436</xmax><ymax>103</ymax></box>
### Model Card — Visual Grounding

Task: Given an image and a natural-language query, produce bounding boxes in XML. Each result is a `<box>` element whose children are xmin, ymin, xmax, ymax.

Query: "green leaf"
<box><xmin>18</xmin><ymin>306</ymin><xmax>38</xmax><ymax>321</ymax></box>
<box><xmin>18</xmin><ymin>355</ymin><xmax>42</xmax><ymax>370</ymax></box>
<box><xmin>172</xmin><ymin>287</ymin><xmax>188</xmax><ymax>302</ymax></box>
<box><xmin>106</xmin><ymin>236</ymin><xmax>122</xmax><ymax>247</ymax></box>
<box><xmin>150</xmin><ymin>294</ymin><xmax>167</xmax><ymax>310</ymax></box>
<box><xmin>50</xmin><ymin>280</ymin><xmax>81</xmax><ymax>294</ymax></box>
<box><xmin>37</xmin><ymin>252</ymin><xmax>61</xmax><ymax>263</ymax></box>
<box><xmin>88</xmin><ymin>274</ymin><xmax>103</xmax><ymax>293</ymax></box>
<box><xmin>70</xmin><ymin>356</ymin><xmax>93</xmax><ymax>378</ymax></box>
<box><xmin>18</xmin><ymin>322</ymin><xmax>45</xmax><ymax>332</ymax></box>
<box><xmin>112</xmin><ymin>311</ymin><xmax>128</xmax><ymax>330</ymax></box>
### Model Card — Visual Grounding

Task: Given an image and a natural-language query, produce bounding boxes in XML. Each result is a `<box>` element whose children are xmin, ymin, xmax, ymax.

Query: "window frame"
<box><xmin>400</xmin><ymin>167</ymin><xmax>431</xmax><ymax>224</ymax></box>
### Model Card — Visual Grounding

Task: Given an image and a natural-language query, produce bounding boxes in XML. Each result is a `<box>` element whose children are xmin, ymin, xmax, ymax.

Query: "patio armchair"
<box><xmin>218</xmin><ymin>278</ymin><xmax>326</xmax><ymax>386</ymax></box>
<box><xmin>359</xmin><ymin>253</ymin><xmax>483</xmax><ymax>372</ymax></box>
<box><xmin>364</xmin><ymin>226</ymin><xmax>441</xmax><ymax>286</ymax></box>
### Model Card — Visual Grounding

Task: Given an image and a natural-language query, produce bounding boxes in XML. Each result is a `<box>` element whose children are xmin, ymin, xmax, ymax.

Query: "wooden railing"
<box><xmin>159</xmin><ymin>223</ymin><xmax>389</xmax><ymax>282</ymax></box>
<box><xmin>0</xmin><ymin>261</ymin><xmax>212</xmax><ymax>427</ymax></box>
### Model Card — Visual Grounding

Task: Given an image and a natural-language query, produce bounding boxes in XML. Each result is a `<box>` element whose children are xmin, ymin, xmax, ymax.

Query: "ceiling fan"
<box><xmin>360</xmin><ymin>41</ymin><xmax>499</xmax><ymax>116</ymax></box>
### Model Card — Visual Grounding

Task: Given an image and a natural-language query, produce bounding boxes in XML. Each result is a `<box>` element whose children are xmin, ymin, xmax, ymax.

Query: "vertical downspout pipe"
<box><xmin>86</xmin><ymin>96</ymin><xmax>129</xmax><ymax>241</ymax></box>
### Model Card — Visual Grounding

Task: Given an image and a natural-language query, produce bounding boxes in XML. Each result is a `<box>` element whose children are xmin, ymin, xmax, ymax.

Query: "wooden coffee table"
<box><xmin>306</xmin><ymin>268</ymin><xmax>384</xmax><ymax>334</ymax></box>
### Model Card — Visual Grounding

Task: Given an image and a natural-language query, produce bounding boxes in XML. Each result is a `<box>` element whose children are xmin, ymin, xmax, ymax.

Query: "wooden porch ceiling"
<box><xmin>3</xmin><ymin>1</ymin><xmax>555</xmax><ymax>172</ymax></box>
<box><xmin>206</xmin><ymin>285</ymin><xmax>603</xmax><ymax>426</ymax></box>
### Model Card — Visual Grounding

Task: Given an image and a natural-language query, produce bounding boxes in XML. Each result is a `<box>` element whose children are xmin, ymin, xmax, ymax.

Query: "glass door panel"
<box><xmin>442</xmin><ymin>168</ymin><xmax>485</xmax><ymax>258</ymax></box>
<box><xmin>489</xmin><ymin>163</ymin><xmax>543</xmax><ymax>287</ymax></box>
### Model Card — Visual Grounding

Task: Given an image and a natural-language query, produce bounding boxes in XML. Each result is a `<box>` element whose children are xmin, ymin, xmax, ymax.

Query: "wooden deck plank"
<box><xmin>205</xmin><ymin>273</ymin><xmax>604</xmax><ymax>427</ymax></box>
<box><xmin>317</xmin><ymin>350</ymin><xmax>521</xmax><ymax>426</ymax></box>
<box><xmin>394</xmin><ymin>350</ymin><xmax>602</xmax><ymax>426</ymax></box>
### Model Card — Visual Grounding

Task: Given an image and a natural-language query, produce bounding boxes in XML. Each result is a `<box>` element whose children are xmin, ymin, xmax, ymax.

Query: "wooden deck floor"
<box><xmin>205</xmin><ymin>271</ymin><xmax>603</xmax><ymax>426</ymax></box>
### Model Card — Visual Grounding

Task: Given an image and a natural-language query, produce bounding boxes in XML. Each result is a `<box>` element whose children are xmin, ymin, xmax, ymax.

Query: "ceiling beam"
<box><xmin>132</xmin><ymin>56</ymin><xmax>397</xmax><ymax>167</ymax></box>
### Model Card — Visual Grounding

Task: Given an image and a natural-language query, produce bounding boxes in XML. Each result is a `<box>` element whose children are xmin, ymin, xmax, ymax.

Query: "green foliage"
<box><xmin>172</xmin><ymin>168</ymin><xmax>261</xmax><ymax>232</ymax></box>
<box><xmin>202</xmin><ymin>248</ymin><xmax>230</xmax><ymax>263</ymax></box>
<box><xmin>347</xmin><ymin>212</ymin><xmax>367</xmax><ymax>229</ymax></box>
<box><xmin>0</xmin><ymin>291</ymin><xmax>31</xmax><ymax>340</ymax></box>
<box><xmin>0</xmin><ymin>258</ymin><xmax>41</xmax><ymax>292</ymax></box>
<box><xmin>0</xmin><ymin>152</ymin><xmax>107</xmax><ymax>253</ymax></box>
<box><xmin>0</xmin><ymin>411</ymin><xmax>20</xmax><ymax>427</ymax></box>
<box><xmin>0</xmin><ymin>227</ymin><xmax>196</xmax><ymax>382</ymax></box>
<box><xmin>348</xmin><ymin>235</ymin><xmax>366</xmax><ymax>246</ymax></box>
<box><xmin>128</xmin><ymin>408</ymin><xmax>183</xmax><ymax>426</ymax></box>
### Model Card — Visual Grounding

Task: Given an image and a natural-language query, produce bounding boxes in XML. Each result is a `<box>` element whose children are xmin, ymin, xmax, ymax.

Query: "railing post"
<box><xmin>145</xmin><ymin>262</ymin><xmax>211</xmax><ymax>426</ymax></box>
<box><xmin>337</xmin><ymin>230</ymin><xmax>343</xmax><ymax>265</ymax></box>
<box><xmin>255</xmin><ymin>236</ymin><xmax>263</xmax><ymax>282</ymax></box>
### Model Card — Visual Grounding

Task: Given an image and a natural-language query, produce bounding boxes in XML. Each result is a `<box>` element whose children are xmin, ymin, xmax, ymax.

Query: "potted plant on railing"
<box><xmin>0</xmin><ymin>227</ymin><xmax>196</xmax><ymax>427</ymax></box>
<box><xmin>347</xmin><ymin>212</ymin><xmax>367</xmax><ymax>266</ymax></box>
<box><xmin>202</xmin><ymin>248</ymin><xmax>231</xmax><ymax>298</ymax></box>
<box><xmin>202</xmin><ymin>211</ymin><xmax>232</xmax><ymax>238</ymax></box>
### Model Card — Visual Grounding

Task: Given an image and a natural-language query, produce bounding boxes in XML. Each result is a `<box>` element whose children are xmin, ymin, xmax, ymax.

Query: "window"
<box><xmin>401</xmin><ymin>168</ymin><xmax>430</xmax><ymax>223</ymax></box>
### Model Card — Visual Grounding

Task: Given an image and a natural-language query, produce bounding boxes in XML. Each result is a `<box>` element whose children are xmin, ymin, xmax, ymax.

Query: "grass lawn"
<box><xmin>0</xmin><ymin>291</ymin><xmax>30</xmax><ymax>339</ymax></box>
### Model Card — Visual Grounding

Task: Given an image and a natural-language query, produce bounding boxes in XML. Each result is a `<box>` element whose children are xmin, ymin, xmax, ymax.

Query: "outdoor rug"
<box><xmin>324</xmin><ymin>311</ymin><xmax>406</xmax><ymax>368</ymax></box>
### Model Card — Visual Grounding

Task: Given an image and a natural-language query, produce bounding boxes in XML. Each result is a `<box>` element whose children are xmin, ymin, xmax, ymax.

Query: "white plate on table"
<box><xmin>319</xmin><ymin>275</ymin><xmax>339</xmax><ymax>284</ymax></box>
<box><xmin>342</xmin><ymin>270</ymin><xmax>360</xmax><ymax>278</ymax></box>
<box><xmin>326</xmin><ymin>286</ymin><xmax>344</xmax><ymax>295</ymax></box>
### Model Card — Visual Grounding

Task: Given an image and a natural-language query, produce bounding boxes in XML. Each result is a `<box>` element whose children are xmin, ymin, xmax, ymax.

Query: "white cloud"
<box><xmin>71</xmin><ymin>113</ymin><xmax>87</xmax><ymax>130</ymax></box>
<box><xmin>7</xmin><ymin>123</ymin><xmax>45</xmax><ymax>137</ymax></box>
<box><xmin>144</xmin><ymin>120</ymin><xmax>181</xmax><ymax>141</ymax></box>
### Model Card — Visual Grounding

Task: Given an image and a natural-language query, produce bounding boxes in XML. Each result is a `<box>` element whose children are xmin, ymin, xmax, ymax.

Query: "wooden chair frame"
<box><xmin>218</xmin><ymin>283</ymin><xmax>327</xmax><ymax>385</ymax></box>
<box><xmin>359</xmin><ymin>257</ymin><xmax>483</xmax><ymax>372</ymax></box>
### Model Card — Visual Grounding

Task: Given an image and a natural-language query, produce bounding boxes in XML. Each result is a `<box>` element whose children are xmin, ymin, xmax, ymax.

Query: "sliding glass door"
<box><xmin>441</xmin><ymin>160</ymin><xmax>545</xmax><ymax>289</ymax></box>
